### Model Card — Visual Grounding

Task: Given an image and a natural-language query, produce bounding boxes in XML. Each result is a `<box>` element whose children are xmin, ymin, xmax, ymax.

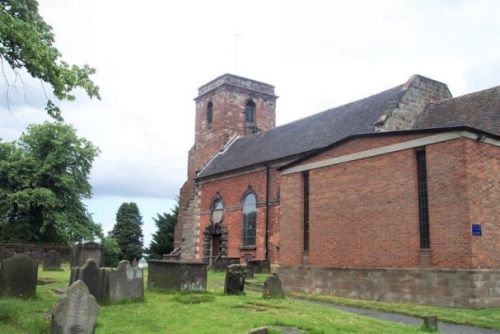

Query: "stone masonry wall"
<box><xmin>279</xmin><ymin>266</ymin><xmax>500</xmax><ymax>308</ymax></box>
<box><xmin>375</xmin><ymin>75</ymin><xmax>452</xmax><ymax>132</ymax></box>
<box><xmin>176</xmin><ymin>75</ymin><xmax>277</xmax><ymax>260</ymax></box>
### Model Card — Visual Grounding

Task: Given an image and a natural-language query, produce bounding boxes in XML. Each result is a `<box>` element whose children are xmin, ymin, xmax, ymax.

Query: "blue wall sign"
<box><xmin>472</xmin><ymin>224</ymin><xmax>482</xmax><ymax>236</ymax></box>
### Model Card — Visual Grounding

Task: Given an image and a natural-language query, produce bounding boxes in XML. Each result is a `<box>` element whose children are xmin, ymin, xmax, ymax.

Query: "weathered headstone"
<box><xmin>50</xmin><ymin>280</ymin><xmax>99</xmax><ymax>334</ymax></box>
<box><xmin>108</xmin><ymin>260</ymin><xmax>143</xmax><ymax>303</ymax></box>
<box><xmin>131</xmin><ymin>258</ymin><xmax>138</xmax><ymax>268</ymax></box>
<box><xmin>30</xmin><ymin>250</ymin><xmax>43</xmax><ymax>263</ymax></box>
<box><xmin>0</xmin><ymin>246</ymin><xmax>15</xmax><ymax>261</ymax></box>
<box><xmin>0</xmin><ymin>254</ymin><xmax>38</xmax><ymax>298</ymax></box>
<box><xmin>422</xmin><ymin>316</ymin><xmax>438</xmax><ymax>332</ymax></box>
<box><xmin>247</xmin><ymin>260</ymin><xmax>270</xmax><ymax>274</ymax></box>
<box><xmin>245</xmin><ymin>265</ymin><xmax>254</xmax><ymax>279</ymax></box>
<box><xmin>70</xmin><ymin>242</ymin><xmax>104</xmax><ymax>268</ymax></box>
<box><xmin>43</xmin><ymin>250</ymin><xmax>62</xmax><ymax>271</ymax></box>
<box><xmin>70</xmin><ymin>258</ymin><xmax>107</xmax><ymax>303</ymax></box>
<box><xmin>262</xmin><ymin>273</ymin><xmax>284</xmax><ymax>298</ymax></box>
<box><xmin>224</xmin><ymin>264</ymin><xmax>245</xmax><ymax>295</ymax></box>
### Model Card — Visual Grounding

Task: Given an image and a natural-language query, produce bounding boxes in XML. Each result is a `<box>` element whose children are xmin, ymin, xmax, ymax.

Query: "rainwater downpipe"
<box><xmin>265</xmin><ymin>164</ymin><xmax>270</xmax><ymax>260</ymax></box>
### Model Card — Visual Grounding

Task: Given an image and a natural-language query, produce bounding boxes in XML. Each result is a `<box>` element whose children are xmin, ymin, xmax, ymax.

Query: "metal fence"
<box><xmin>0</xmin><ymin>241</ymin><xmax>73</xmax><ymax>262</ymax></box>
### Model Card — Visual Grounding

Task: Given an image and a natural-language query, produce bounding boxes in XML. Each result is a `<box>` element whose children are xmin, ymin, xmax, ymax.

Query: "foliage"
<box><xmin>0</xmin><ymin>0</ymin><xmax>100</xmax><ymax>120</ymax></box>
<box><xmin>0</xmin><ymin>121</ymin><xmax>101</xmax><ymax>242</ymax></box>
<box><xmin>147</xmin><ymin>204</ymin><xmax>177</xmax><ymax>259</ymax></box>
<box><xmin>110</xmin><ymin>202</ymin><xmax>143</xmax><ymax>262</ymax></box>
<box><xmin>101</xmin><ymin>236</ymin><xmax>121</xmax><ymax>267</ymax></box>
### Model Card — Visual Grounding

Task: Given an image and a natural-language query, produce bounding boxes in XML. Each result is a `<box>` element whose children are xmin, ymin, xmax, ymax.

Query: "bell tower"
<box><xmin>176</xmin><ymin>74</ymin><xmax>277</xmax><ymax>260</ymax></box>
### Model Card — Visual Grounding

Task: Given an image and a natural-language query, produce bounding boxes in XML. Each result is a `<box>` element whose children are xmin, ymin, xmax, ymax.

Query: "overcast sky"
<box><xmin>1</xmin><ymin>0</ymin><xmax>499</xmax><ymax>246</ymax></box>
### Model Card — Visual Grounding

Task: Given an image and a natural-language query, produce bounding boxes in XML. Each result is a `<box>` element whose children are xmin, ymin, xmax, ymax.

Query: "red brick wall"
<box><xmin>280</xmin><ymin>135</ymin><xmax>499</xmax><ymax>269</ymax></box>
<box><xmin>426</xmin><ymin>139</ymin><xmax>472</xmax><ymax>268</ymax></box>
<box><xmin>197</xmin><ymin>168</ymin><xmax>281</xmax><ymax>264</ymax></box>
<box><xmin>466</xmin><ymin>141</ymin><xmax>500</xmax><ymax>268</ymax></box>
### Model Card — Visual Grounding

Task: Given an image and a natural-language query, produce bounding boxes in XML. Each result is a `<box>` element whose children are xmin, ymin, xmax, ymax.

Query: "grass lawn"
<box><xmin>290</xmin><ymin>292</ymin><xmax>500</xmax><ymax>331</ymax></box>
<box><xmin>1</xmin><ymin>265</ymin><xmax>497</xmax><ymax>333</ymax></box>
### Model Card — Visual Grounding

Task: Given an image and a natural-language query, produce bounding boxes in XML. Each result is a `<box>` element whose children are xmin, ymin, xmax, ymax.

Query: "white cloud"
<box><xmin>1</xmin><ymin>0</ymin><xmax>499</xmax><ymax>243</ymax></box>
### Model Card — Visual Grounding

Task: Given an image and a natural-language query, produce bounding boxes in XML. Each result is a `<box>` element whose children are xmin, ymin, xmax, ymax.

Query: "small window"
<box><xmin>242</xmin><ymin>192</ymin><xmax>257</xmax><ymax>246</ymax></box>
<box><xmin>211</xmin><ymin>197</ymin><xmax>224</xmax><ymax>224</ymax></box>
<box><xmin>245</xmin><ymin>100</ymin><xmax>256</xmax><ymax>123</ymax></box>
<box><xmin>207</xmin><ymin>102</ymin><xmax>213</xmax><ymax>125</ymax></box>
<box><xmin>416</xmin><ymin>148</ymin><xmax>430</xmax><ymax>249</ymax></box>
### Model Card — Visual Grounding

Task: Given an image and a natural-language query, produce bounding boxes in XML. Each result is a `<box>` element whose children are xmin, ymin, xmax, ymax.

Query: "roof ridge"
<box><xmin>427</xmin><ymin>84</ymin><xmax>500</xmax><ymax>106</ymax></box>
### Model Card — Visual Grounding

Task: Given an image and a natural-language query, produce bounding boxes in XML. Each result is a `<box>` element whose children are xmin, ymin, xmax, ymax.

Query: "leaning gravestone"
<box><xmin>70</xmin><ymin>258</ymin><xmax>107</xmax><ymax>303</ymax></box>
<box><xmin>108</xmin><ymin>260</ymin><xmax>143</xmax><ymax>303</ymax></box>
<box><xmin>43</xmin><ymin>250</ymin><xmax>62</xmax><ymax>271</ymax></box>
<box><xmin>224</xmin><ymin>264</ymin><xmax>246</xmax><ymax>295</ymax></box>
<box><xmin>50</xmin><ymin>280</ymin><xmax>99</xmax><ymax>334</ymax></box>
<box><xmin>0</xmin><ymin>246</ymin><xmax>15</xmax><ymax>261</ymax></box>
<box><xmin>262</xmin><ymin>273</ymin><xmax>284</xmax><ymax>298</ymax></box>
<box><xmin>0</xmin><ymin>254</ymin><xmax>38</xmax><ymax>298</ymax></box>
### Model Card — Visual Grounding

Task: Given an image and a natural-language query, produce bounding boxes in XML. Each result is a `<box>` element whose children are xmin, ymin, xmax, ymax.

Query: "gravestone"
<box><xmin>70</xmin><ymin>258</ymin><xmax>107</xmax><ymax>303</ymax></box>
<box><xmin>43</xmin><ymin>250</ymin><xmax>62</xmax><ymax>271</ymax></box>
<box><xmin>0</xmin><ymin>255</ymin><xmax>38</xmax><ymax>298</ymax></box>
<box><xmin>71</xmin><ymin>242</ymin><xmax>104</xmax><ymax>268</ymax></box>
<box><xmin>245</xmin><ymin>265</ymin><xmax>254</xmax><ymax>279</ymax></box>
<box><xmin>224</xmin><ymin>264</ymin><xmax>245</xmax><ymax>295</ymax></box>
<box><xmin>0</xmin><ymin>246</ymin><xmax>15</xmax><ymax>261</ymax></box>
<box><xmin>262</xmin><ymin>273</ymin><xmax>284</xmax><ymax>298</ymax></box>
<box><xmin>30</xmin><ymin>250</ymin><xmax>43</xmax><ymax>263</ymax></box>
<box><xmin>108</xmin><ymin>260</ymin><xmax>143</xmax><ymax>303</ymax></box>
<box><xmin>422</xmin><ymin>316</ymin><xmax>438</xmax><ymax>332</ymax></box>
<box><xmin>50</xmin><ymin>280</ymin><xmax>99</xmax><ymax>334</ymax></box>
<box><xmin>131</xmin><ymin>258</ymin><xmax>138</xmax><ymax>267</ymax></box>
<box><xmin>247</xmin><ymin>260</ymin><xmax>270</xmax><ymax>274</ymax></box>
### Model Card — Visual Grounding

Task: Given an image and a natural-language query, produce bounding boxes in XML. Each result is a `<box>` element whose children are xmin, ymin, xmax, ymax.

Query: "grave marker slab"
<box><xmin>70</xmin><ymin>258</ymin><xmax>107</xmax><ymax>303</ymax></box>
<box><xmin>50</xmin><ymin>280</ymin><xmax>99</xmax><ymax>334</ymax></box>
<box><xmin>108</xmin><ymin>260</ymin><xmax>143</xmax><ymax>302</ymax></box>
<box><xmin>43</xmin><ymin>250</ymin><xmax>62</xmax><ymax>271</ymax></box>
<box><xmin>224</xmin><ymin>264</ymin><xmax>245</xmax><ymax>295</ymax></box>
<box><xmin>0</xmin><ymin>255</ymin><xmax>38</xmax><ymax>298</ymax></box>
<box><xmin>262</xmin><ymin>273</ymin><xmax>284</xmax><ymax>298</ymax></box>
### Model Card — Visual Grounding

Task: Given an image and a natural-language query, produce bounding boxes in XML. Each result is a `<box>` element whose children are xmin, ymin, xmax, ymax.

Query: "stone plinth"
<box><xmin>148</xmin><ymin>260</ymin><xmax>207</xmax><ymax>291</ymax></box>
<box><xmin>279</xmin><ymin>266</ymin><xmax>500</xmax><ymax>308</ymax></box>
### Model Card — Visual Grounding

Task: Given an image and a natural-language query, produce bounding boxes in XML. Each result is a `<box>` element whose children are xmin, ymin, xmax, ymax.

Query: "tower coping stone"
<box><xmin>197</xmin><ymin>73</ymin><xmax>276</xmax><ymax>99</ymax></box>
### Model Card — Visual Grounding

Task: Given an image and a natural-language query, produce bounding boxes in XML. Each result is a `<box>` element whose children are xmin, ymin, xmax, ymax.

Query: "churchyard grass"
<box><xmin>291</xmin><ymin>292</ymin><xmax>500</xmax><ymax>330</ymax></box>
<box><xmin>2</xmin><ymin>265</ymin><xmax>498</xmax><ymax>333</ymax></box>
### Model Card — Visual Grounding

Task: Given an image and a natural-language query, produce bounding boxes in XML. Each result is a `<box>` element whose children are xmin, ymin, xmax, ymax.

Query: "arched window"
<box><xmin>245</xmin><ymin>100</ymin><xmax>256</xmax><ymax>123</ymax></box>
<box><xmin>211</xmin><ymin>196</ymin><xmax>224</xmax><ymax>224</ymax></box>
<box><xmin>207</xmin><ymin>102</ymin><xmax>213</xmax><ymax>125</ymax></box>
<box><xmin>242</xmin><ymin>192</ymin><xmax>257</xmax><ymax>246</ymax></box>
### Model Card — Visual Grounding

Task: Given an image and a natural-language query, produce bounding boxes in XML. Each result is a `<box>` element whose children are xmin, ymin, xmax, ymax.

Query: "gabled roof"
<box><xmin>414</xmin><ymin>85</ymin><xmax>500</xmax><ymax>134</ymax></box>
<box><xmin>197</xmin><ymin>82</ymin><xmax>407</xmax><ymax>179</ymax></box>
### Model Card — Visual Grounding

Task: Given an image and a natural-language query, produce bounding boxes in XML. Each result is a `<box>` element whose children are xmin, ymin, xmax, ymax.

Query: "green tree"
<box><xmin>101</xmin><ymin>236</ymin><xmax>120</xmax><ymax>267</ymax></box>
<box><xmin>111</xmin><ymin>202</ymin><xmax>144</xmax><ymax>262</ymax></box>
<box><xmin>0</xmin><ymin>121</ymin><xmax>101</xmax><ymax>242</ymax></box>
<box><xmin>148</xmin><ymin>204</ymin><xmax>178</xmax><ymax>259</ymax></box>
<box><xmin>0</xmin><ymin>0</ymin><xmax>100</xmax><ymax>120</ymax></box>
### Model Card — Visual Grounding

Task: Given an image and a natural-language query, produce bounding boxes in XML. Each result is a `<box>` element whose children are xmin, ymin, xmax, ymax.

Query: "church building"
<box><xmin>174</xmin><ymin>73</ymin><xmax>499</xmax><ymax>307</ymax></box>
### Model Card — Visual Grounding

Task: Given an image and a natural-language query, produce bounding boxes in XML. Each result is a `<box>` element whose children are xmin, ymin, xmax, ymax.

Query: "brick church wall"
<box><xmin>197</xmin><ymin>168</ymin><xmax>281</xmax><ymax>264</ymax></box>
<box><xmin>280</xmin><ymin>135</ymin><xmax>499</xmax><ymax>270</ymax></box>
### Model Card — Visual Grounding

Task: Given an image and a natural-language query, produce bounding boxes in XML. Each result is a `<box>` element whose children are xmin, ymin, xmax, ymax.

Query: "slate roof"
<box><xmin>197</xmin><ymin>83</ymin><xmax>407</xmax><ymax>179</ymax></box>
<box><xmin>414</xmin><ymin>85</ymin><xmax>500</xmax><ymax>134</ymax></box>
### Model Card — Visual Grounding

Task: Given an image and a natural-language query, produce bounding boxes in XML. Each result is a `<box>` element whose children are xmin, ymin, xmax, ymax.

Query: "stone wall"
<box><xmin>279</xmin><ymin>266</ymin><xmax>500</xmax><ymax>308</ymax></box>
<box><xmin>375</xmin><ymin>75</ymin><xmax>452</xmax><ymax>132</ymax></box>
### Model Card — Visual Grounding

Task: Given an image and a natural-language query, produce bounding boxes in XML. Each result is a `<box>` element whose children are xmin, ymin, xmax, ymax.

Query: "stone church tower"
<box><xmin>175</xmin><ymin>74</ymin><xmax>278</xmax><ymax>260</ymax></box>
